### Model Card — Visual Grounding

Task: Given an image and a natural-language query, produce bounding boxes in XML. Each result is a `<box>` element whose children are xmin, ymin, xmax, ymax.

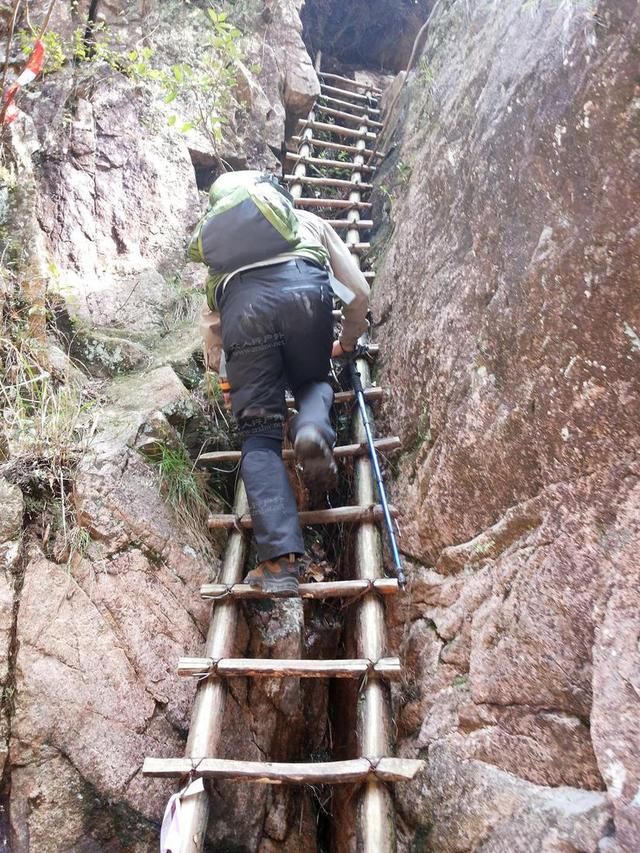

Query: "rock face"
<box><xmin>371</xmin><ymin>1</ymin><xmax>639</xmax><ymax>850</ymax></box>
<box><xmin>301</xmin><ymin>0</ymin><xmax>433</xmax><ymax>73</ymax></box>
<box><xmin>3</xmin><ymin>0</ymin><xmax>638</xmax><ymax>849</ymax></box>
<box><xmin>35</xmin><ymin>72</ymin><xmax>199</xmax><ymax>329</ymax></box>
<box><xmin>6</xmin><ymin>0</ymin><xmax>319</xmax><ymax>379</ymax></box>
<box><xmin>0</xmin><ymin>0</ymin><xmax>330</xmax><ymax>848</ymax></box>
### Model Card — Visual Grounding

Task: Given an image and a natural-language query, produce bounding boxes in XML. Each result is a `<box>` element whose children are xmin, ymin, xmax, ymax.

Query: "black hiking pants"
<box><xmin>218</xmin><ymin>259</ymin><xmax>335</xmax><ymax>561</ymax></box>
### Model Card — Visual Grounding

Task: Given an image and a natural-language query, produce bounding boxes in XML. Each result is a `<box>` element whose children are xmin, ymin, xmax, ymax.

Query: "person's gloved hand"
<box><xmin>331</xmin><ymin>340</ymin><xmax>355</xmax><ymax>359</ymax></box>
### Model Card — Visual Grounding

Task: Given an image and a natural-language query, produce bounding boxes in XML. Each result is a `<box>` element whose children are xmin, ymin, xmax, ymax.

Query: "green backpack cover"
<box><xmin>188</xmin><ymin>171</ymin><xmax>299</xmax><ymax>268</ymax></box>
<box><xmin>188</xmin><ymin>171</ymin><xmax>328</xmax><ymax>308</ymax></box>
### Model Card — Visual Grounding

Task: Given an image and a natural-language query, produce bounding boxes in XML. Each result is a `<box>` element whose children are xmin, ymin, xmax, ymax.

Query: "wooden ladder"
<box><xmin>143</xmin><ymin>65</ymin><xmax>422</xmax><ymax>853</ymax></box>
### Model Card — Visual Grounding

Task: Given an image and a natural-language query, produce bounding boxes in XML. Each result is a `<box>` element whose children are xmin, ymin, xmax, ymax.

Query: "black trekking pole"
<box><xmin>347</xmin><ymin>356</ymin><xmax>407</xmax><ymax>588</ymax></box>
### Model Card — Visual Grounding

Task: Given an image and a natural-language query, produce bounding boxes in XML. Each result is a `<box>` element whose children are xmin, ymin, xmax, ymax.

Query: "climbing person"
<box><xmin>191</xmin><ymin>170</ymin><xmax>370</xmax><ymax>596</ymax></box>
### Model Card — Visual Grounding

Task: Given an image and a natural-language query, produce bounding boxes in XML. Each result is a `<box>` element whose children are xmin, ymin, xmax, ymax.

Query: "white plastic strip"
<box><xmin>160</xmin><ymin>777</ymin><xmax>205</xmax><ymax>853</ymax></box>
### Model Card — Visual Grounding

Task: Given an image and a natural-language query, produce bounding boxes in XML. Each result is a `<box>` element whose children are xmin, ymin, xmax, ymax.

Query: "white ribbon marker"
<box><xmin>160</xmin><ymin>777</ymin><xmax>205</xmax><ymax>853</ymax></box>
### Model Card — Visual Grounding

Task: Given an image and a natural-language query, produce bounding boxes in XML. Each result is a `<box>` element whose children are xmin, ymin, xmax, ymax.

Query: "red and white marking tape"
<box><xmin>2</xmin><ymin>39</ymin><xmax>45</xmax><ymax>124</ymax></box>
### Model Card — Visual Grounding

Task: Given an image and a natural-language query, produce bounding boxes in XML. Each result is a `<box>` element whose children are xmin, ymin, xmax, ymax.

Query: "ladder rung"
<box><xmin>207</xmin><ymin>502</ymin><xmax>398</xmax><ymax>530</ymax></box>
<box><xmin>348</xmin><ymin>243</ymin><xmax>371</xmax><ymax>254</ymax></box>
<box><xmin>320</xmin><ymin>72</ymin><xmax>383</xmax><ymax>96</ymax></box>
<box><xmin>291</xmin><ymin>136</ymin><xmax>380</xmax><ymax>158</ymax></box>
<box><xmin>363</xmin><ymin>271</ymin><xmax>375</xmax><ymax>280</ymax></box>
<box><xmin>143</xmin><ymin>756</ymin><xmax>424</xmax><ymax>784</ymax></box>
<box><xmin>198</xmin><ymin>437</ymin><xmax>400</xmax><ymax>466</ymax></box>
<box><xmin>321</xmin><ymin>83</ymin><xmax>379</xmax><ymax>104</ymax></box>
<box><xmin>289</xmin><ymin>386</ymin><xmax>383</xmax><ymax>407</ymax></box>
<box><xmin>331</xmin><ymin>386</ymin><xmax>383</xmax><ymax>405</ymax></box>
<box><xmin>177</xmin><ymin>656</ymin><xmax>401</xmax><ymax>679</ymax></box>
<box><xmin>316</xmin><ymin>105</ymin><xmax>384</xmax><ymax>128</ymax></box>
<box><xmin>325</xmin><ymin>220</ymin><xmax>374</xmax><ymax>229</ymax></box>
<box><xmin>286</xmin><ymin>152</ymin><xmax>375</xmax><ymax>173</ymax></box>
<box><xmin>318</xmin><ymin>94</ymin><xmax>382</xmax><ymax>116</ymax></box>
<box><xmin>201</xmin><ymin>578</ymin><xmax>399</xmax><ymax>600</ymax></box>
<box><xmin>284</xmin><ymin>174</ymin><xmax>373</xmax><ymax>191</ymax></box>
<box><xmin>298</xmin><ymin>119</ymin><xmax>377</xmax><ymax>141</ymax></box>
<box><xmin>294</xmin><ymin>198</ymin><xmax>373</xmax><ymax>210</ymax></box>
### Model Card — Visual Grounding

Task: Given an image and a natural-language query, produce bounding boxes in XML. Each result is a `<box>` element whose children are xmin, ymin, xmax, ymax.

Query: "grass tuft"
<box><xmin>149</xmin><ymin>442</ymin><xmax>225</xmax><ymax>559</ymax></box>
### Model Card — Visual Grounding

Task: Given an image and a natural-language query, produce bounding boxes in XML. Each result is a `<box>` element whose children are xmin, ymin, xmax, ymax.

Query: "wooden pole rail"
<box><xmin>176</xmin><ymin>656</ymin><xmax>402</xmax><ymax>679</ymax></box>
<box><xmin>197</xmin><ymin>436</ymin><xmax>400</xmax><ymax>466</ymax></box>
<box><xmin>341</xmin><ymin>104</ymin><xmax>399</xmax><ymax>853</ymax></box>
<box><xmin>326</xmin><ymin>219</ymin><xmax>374</xmax><ymax>229</ymax></box>
<box><xmin>285</xmin><ymin>152</ymin><xmax>376</xmax><ymax>173</ymax></box>
<box><xmin>320</xmin><ymin>71</ymin><xmax>383</xmax><ymax>94</ymax></box>
<box><xmin>200</xmin><ymin>578</ymin><xmax>399</xmax><ymax>600</ymax></box>
<box><xmin>174</xmin><ymin>481</ymin><xmax>250</xmax><ymax>850</ymax></box>
<box><xmin>298</xmin><ymin>119</ymin><xmax>377</xmax><ymax>141</ymax></box>
<box><xmin>288</xmin><ymin>101</ymin><xmax>315</xmax><ymax>200</ymax></box>
<box><xmin>284</xmin><ymin>174</ymin><xmax>373</xmax><ymax>191</ymax></box>
<box><xmin>291</xmin><ymin>136</ymin><xmax>381</xmax><ymax>158</ymax></box>
<box><xmin>317</xmin><ymin>105</ymin><xmax>384</xmax><ymax>128</ymax></box>
<box><xmin>294</xmin><ymin>197</ymin><xmax>373</xmax><ymax>210</ymax></box>
<box><xmin>287</xmin><ymin>386</ymin><xmax>384</xmax><ymax>407</ymax></box>
<box><xmin>207</xmin><ymin>503</ymin><xmax>398</xmax><ymax>531</ymax></box>
<box><xmin>143</xmin><ymin>757</ymin><xmax>422</xmax><ymax>784</ymax></box>
<box><xmin>320</xmin><ymin>83</ymin><xmax>379</xmax><ymax>103</ymax></box>
<box><xmin>319</xmin><ymin>71</ymin><xmax>383</xmax><ymax>96</ymax></box>
<box><xmin>319</xmin><ymin>93</ymin><xmax>382</xmax><ymax>116</ymax></box>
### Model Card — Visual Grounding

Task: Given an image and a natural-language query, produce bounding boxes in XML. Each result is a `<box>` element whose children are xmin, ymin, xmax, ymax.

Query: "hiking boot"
<box><xmin>294</xmin><ymin>425</ymin><xmax>338</xmax><ymax>493</ymax></box>
<box><xmin>245</xmin><ymin>554</ymin><xmax>302</xmax><ymax>597</ymax></box>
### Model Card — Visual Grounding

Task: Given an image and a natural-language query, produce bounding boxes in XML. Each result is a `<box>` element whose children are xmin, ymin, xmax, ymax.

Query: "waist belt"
<box><xmin>217</xmin><ymin>258</ymin><xmax>354</xmax><ymax>307</ymax></box>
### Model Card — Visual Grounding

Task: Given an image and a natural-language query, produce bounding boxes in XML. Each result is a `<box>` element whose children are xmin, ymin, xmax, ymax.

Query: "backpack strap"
<box><xmin>257</xmin><ymin>173</ymin><xmax>294</xmax><ymax>205</ymax></box>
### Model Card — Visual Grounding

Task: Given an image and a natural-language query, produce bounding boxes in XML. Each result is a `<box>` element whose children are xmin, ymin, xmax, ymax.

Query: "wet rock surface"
<box><xmin>372</xmin><ymin>1</ymin><xmax>639</xmax><ymax>849</ymax></box>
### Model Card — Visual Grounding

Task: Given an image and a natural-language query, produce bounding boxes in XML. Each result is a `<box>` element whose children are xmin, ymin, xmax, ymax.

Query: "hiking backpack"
<box><xmin>188</xmin><ymin>170</ymin><xmax>303</xmax><ymax>274</ymax></box>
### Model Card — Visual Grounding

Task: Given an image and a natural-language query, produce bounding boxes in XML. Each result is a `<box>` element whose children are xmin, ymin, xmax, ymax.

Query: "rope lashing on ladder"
<box><xmin>339</xmin><ymin>578</ymin><xmax>386</xmax><ymax>609</ymax></box>
<box><xmin>196</xmin><ymin>659</ymin><xmax>222</xmax><ymax>680</ymax></box>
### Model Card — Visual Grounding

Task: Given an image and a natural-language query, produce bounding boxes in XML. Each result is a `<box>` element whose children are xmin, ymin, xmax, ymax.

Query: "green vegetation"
<box><xmin>148</xmin><ymin>437</ymin><xmax>235</xmax><ymax>557</ymax></box>
<box><xmin>406</xmin><ymin>403</ymin><xmax>432</xmax><ymax>455</ymax></box>
<box><xmin>396</xmin><ymin>160</ymin><xmax>412</xmax><ymax>188</ymax></box>
<box><xmin>17</xmin><ymin>24</ymin><xmax>156</xmax><ymax>78</ymax></box>
<box><xmin>148</xmin><ymin>443</ymin><xmax>223</xmax><ymax>550</ymax></box>
<box><xmin>153</xmin><ymin>444</ymin><xmax>208</xmax><ymax>517</ymax></box>
<box><xmin>472</xmin><ymin>537</ymin><xmax>496</xmax><ymax>556</ymax></box>
<box><xmin>15</xmin><ymin>7</ymin><xmax>245</xmax><ymax>161</ymax></box>
<box><xmin>419</xmin><ymin>57</ymin><xmax>436</xmax><ymax>89</ymax></box>
<box><xmin>162</xmin><ymin>9</ymin><xmax>244</xmax><ymax>151</ymax></box>
<box><xmin>17</xmin><ymin>29</ymin><xmax>66</xmax><ymax>73</ymax></box>
<box><xmin>0</xmin><ymin>281</ymin><xmax>94</xmax><ymax>564</ymax></box>
<box><xmin>0</xmin><ymin>338</ymin><xmax>88</xmax><ymax>466</ymax></box>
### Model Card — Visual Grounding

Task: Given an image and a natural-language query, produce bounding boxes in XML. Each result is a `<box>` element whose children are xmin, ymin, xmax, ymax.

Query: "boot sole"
<box><xmin>294</xmin><ymin>432</ymin><xmax>338</xmax><ymax>493</ymax></box>
<box><xmin>246</xmin><ymin>575</ymin><xmax>300</xmax><ymax>597</ymax></box>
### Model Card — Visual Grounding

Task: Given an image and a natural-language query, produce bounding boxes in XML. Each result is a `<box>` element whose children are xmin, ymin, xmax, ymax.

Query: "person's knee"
<box><xmin>241</xmin><ymin>419</ymin><xmax>283</xmax><ymax>460</ymax></box>
<box><xmin>293</xmin><ymin>380</ymin><xmax>333</xmax><ymax>406</ymax></box>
